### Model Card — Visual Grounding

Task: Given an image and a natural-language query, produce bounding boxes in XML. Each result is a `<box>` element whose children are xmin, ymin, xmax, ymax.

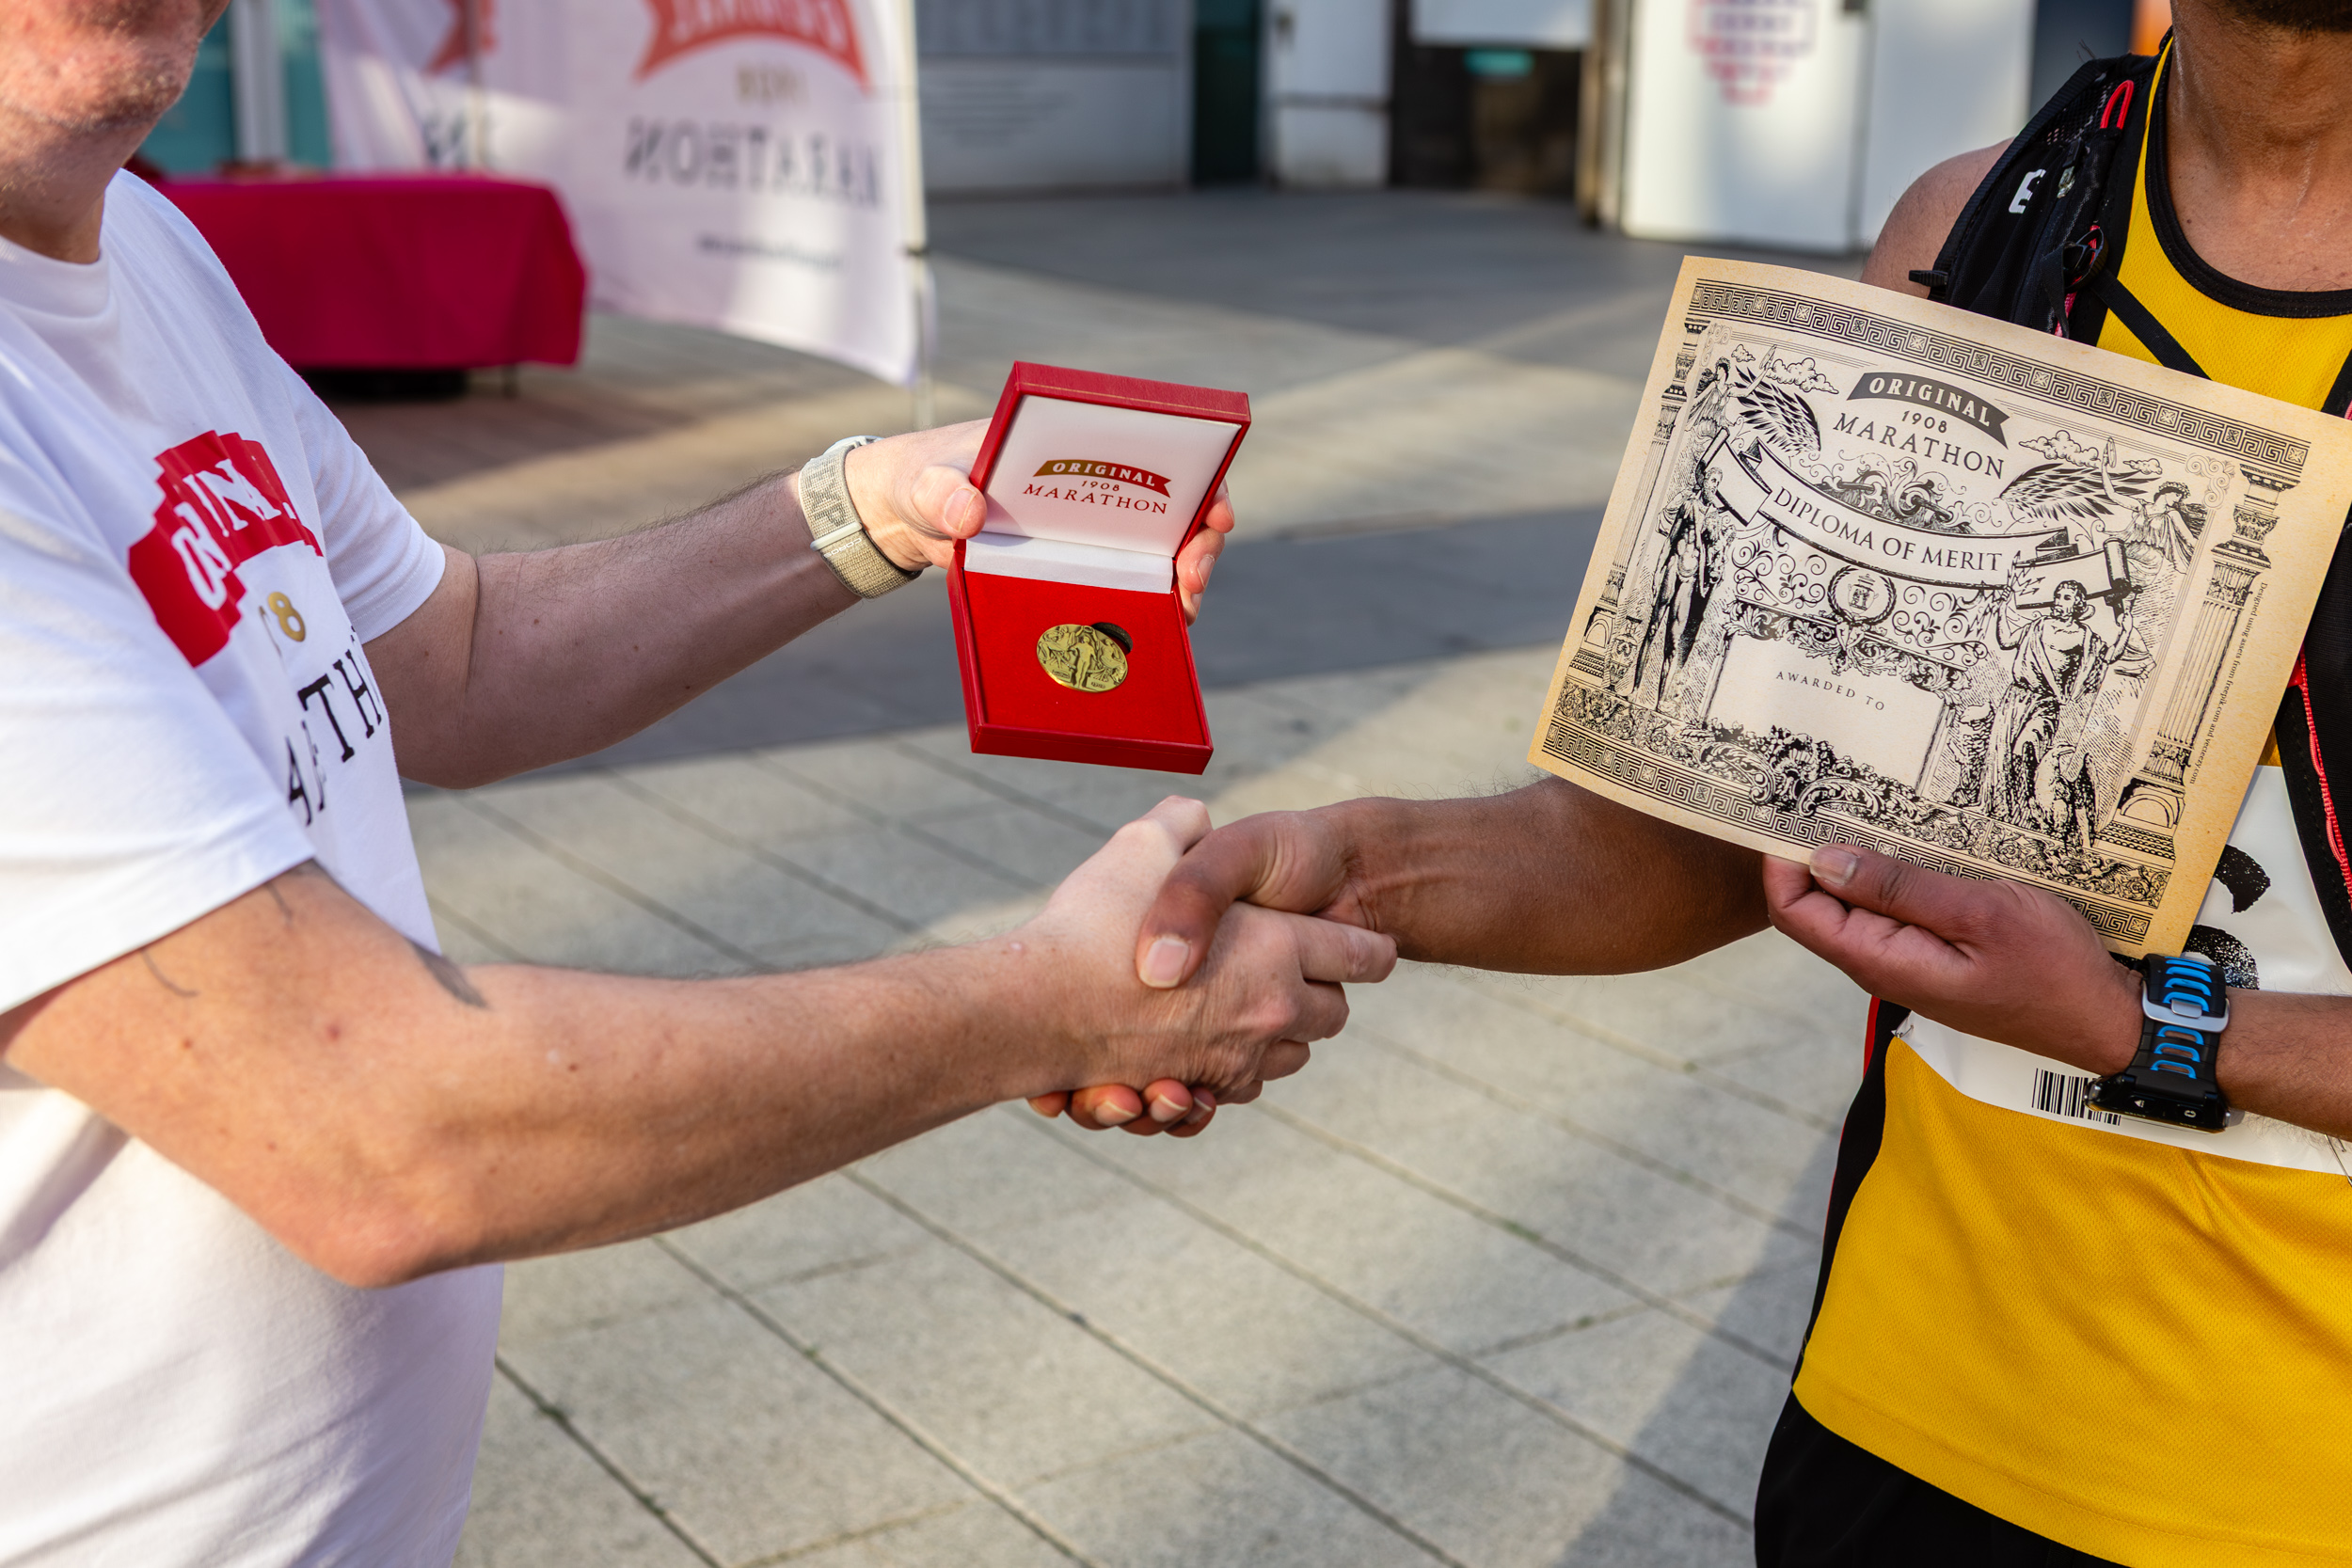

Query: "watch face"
<box><xmin>1037</xmin><ymin>623</ymin><xmax>1131</xmax><ymax>692</ymax></box>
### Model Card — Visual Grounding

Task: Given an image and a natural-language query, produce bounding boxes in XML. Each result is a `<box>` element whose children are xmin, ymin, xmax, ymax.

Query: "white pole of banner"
<box><xmin>227</xmin><ymin>0</ymin><xmax>291</xmax><ymax>164</ymax></box>
<box><xmin>463</xmin><ymin>0</ymin><xmax>488</xmax><ymax>167</ymax></box>
<box><xmin>887</xmin><ymin>0</ymin><xmax>936</xmax><ymax>425</ymax></box>
<box><xmin>910</xmin><ymin>255</ymin><xmax>938</xmax><ymax>429</ymax></box>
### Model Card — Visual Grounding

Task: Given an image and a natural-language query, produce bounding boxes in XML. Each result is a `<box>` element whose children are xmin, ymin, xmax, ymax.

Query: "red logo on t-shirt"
<box><xmin>126</xmin><ymin>432</ymin><xmax>321</xmax><ymax>666</ymax></box>
<box><xmin>635</xmin><ymin>0</ymin><xmax>866</xmax><ymax>86</ymax></box>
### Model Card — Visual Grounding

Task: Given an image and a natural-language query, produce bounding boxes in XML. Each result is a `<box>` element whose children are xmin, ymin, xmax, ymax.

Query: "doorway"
<box><xmin>1193</xmin><ymin>0</ymin><xmax>1263</xmax><ymax>183</ymax></box>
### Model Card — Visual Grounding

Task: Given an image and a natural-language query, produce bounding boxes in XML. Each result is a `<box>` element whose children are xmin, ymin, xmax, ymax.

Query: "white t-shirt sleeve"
<box><xmin>278</xmin><ymin>363</ymin><xmax>446</xmax><ymax>641</ymax></box>
<box><xmin>0</xmin><ymin>502</ymin><xmax>313</xmax><ymax>1013</ymax></box>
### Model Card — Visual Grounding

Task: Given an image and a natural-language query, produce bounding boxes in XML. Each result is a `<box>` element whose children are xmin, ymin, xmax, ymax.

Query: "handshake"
<box><xmin>994</xmin><ymin>796</ymin><xmax>1398</xmax><ymax>1141</ymax></box>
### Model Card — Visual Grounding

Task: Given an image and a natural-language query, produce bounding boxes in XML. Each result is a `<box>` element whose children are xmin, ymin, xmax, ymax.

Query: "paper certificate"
<box><xmin>1531</xmin><ymin>259</ymin><xmax>2352</xmax><ymax>956</ymax></box>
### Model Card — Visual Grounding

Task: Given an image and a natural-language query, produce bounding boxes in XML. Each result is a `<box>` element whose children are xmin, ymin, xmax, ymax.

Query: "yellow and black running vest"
<box><xmin>1797</xmin><ymin>43</ymin><xmax>2352</xmax><ymax>1568</ymax></box>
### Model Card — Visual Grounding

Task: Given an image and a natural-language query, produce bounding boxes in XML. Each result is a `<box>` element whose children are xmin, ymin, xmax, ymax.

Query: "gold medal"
<box><xmin>1036</xmin><ymin>623</ymin><xmax>1132</xmax><ymax>692</ymax></box>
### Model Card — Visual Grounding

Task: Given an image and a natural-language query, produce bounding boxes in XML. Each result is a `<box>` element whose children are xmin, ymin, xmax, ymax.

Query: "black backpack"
<box><xmin>1916</xmin><ymin>49</ymin><xmax>2352</xmax><ymax>969</ymax></box>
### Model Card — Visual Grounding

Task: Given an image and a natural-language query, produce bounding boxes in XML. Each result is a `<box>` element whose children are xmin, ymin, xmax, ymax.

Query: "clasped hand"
<box><xmin>1018</xmin><ymin>799</ymin><xmax>1393</xmax><ymax>1131</ymax></box>
<box><xmin>1031</xmin><ymin>804</ymin><xmax>1375</xmax><ymax>1135</ymax></box>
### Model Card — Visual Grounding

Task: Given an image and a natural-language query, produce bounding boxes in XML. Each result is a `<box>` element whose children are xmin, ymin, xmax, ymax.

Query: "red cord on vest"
<box><xmin>2100</xmin><ymin>79</ymin><xmax>2135</xmax><ymax>130</ymax></box>
<box><xmin>2293</xmin><ymin>650</ymin><xmax>2352</xmax><ymax>904</ymax></box>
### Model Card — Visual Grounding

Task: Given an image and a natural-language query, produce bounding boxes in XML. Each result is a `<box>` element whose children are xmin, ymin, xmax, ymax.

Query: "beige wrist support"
<box><xmin>799</xmin><ymin>435</ymin><xmax>921</xmax><ymax>598</ymax></box>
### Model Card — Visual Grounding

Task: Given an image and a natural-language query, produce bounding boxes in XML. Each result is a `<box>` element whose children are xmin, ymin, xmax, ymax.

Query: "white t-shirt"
<box><xmin>0</xmin><ymin>175</ymin><xmax>501</xmax><ymax>1564</ymax></box>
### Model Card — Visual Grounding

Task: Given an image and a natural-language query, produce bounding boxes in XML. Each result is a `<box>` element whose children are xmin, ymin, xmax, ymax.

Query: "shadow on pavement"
<box><xmin>1550</xmin><ymin>1131</ymin><xmax>1841</xmax><ymax>1565</ymax></box>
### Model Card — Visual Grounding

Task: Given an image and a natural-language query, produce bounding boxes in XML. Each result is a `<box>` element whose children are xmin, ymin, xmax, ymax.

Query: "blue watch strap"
<box><xmin>2142</xmin><ymin>955</ymin><xmax>2229</xmax><ymax>1035</ymax></box>
<box><xmin>2089</xmin><ymin>954</ymin><xmax>2236</xmax><ymax>1132</ymax></box>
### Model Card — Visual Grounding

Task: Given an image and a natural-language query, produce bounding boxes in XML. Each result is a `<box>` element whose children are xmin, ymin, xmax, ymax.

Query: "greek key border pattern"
<box><xmin>1687</xmin><ymin>281</ymin><xmax>2308</xmax><ymax>480</ymax></box>
<box><xmin>1539</xmin><ymin>710</ymin><xmax>2155</xmax><ymax>943</ymax></box>
<box><xmin>2099</xmin><ymin>818</ymin><xmax>2174</xmax><ymax>858</ymax></box>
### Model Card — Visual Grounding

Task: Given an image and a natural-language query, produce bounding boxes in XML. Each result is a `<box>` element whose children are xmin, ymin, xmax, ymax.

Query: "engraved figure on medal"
<box><xmin>1037</xmin><ymin>623</ymin><xmax>1132</xmax><ymax>692</ymax></box>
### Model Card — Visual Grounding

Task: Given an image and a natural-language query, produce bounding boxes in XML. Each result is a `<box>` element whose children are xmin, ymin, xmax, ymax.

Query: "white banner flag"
<box><xmin>318</xmin><ymin>0</ymin><xmax>926</xmax><ymax>386</ymax></box>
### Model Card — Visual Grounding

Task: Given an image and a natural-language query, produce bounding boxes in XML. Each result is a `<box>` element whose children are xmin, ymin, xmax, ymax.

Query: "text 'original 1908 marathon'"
<box><xmin>1534</xmin><ymin>259</ymin><xmax>2352</xmax><ymax>955</ymax></box>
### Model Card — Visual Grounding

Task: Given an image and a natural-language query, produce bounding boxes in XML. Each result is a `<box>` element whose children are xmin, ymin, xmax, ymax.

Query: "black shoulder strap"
<box><xmin>2090</xmin><ymin>274</ymin><xmax>2206</xmax><ymax>376</ymax></box>
<box><xmin>1929</xmin><ymin>53</ymin><xmax>2159</xmax><ymax>336</ymax></box>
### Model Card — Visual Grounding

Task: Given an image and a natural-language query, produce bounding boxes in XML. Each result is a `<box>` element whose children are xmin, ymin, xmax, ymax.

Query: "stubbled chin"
<box><xmin>0</xmin><ymin>45</ymin><xmax>197</xmax><ymax>137</ymax></box>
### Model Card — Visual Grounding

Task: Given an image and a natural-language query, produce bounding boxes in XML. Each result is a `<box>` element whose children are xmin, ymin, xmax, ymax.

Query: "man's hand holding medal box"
<box><xmin>949</xmin><ymin>361</ymin><xmax>1249</xmax><ymax>773</ymax></box>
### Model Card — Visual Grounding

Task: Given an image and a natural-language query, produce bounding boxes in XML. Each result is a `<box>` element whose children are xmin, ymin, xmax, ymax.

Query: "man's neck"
<box><xmin>2167</xmin><ymin>5</ymin><xmax>2352</xmax><ymax>293</ymax></box>
<box><xmin>0</xmin><ymin>115</ymin><xmax>142</xmax><ymax>264</ymax></box>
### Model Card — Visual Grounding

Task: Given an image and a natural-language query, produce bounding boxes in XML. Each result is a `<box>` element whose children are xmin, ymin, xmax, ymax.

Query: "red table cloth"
<box><xmin>160</xmin><ymin>173</ymin><xmax>586</xmax><ymax>371</ymax></box>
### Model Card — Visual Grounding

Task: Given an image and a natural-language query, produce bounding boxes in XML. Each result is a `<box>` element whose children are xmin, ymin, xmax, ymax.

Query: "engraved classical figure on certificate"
<box><xmin>1533</xmin><ymin>260</ymin><xmax>2352</xmax><ymax>956</ymax></box>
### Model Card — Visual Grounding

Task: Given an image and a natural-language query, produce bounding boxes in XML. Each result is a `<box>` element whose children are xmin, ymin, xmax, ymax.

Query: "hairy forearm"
<box><xmin>390</xmin><ymin>472</ymin><xmax>856</xmax><ymax>786</ymax></box>
<box><xmin>4</xmin><ymin>872</ymin><xmax>1073</xmax><ymax>1288</ymax></box>
<box><xmin>364</xmin><ymin>944</ymin><xmax>1055</xmax><ymax>1276</ymax></box>
<box><xmin>10</xmin><ymin>806</ymin><xmax>1360</xmax><ymax>1288</ymax></box>
<box><xmin>1329</xmin><ymin>777</ymin><xmax>1767</xmax><ymax>974</ymax></box>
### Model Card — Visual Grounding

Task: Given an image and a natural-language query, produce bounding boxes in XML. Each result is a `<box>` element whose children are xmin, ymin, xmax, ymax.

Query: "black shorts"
<box><xmin>1754</xmin><ymin>1396</ymin><xmax>2122</xmax><ymax>1567</ymax></box>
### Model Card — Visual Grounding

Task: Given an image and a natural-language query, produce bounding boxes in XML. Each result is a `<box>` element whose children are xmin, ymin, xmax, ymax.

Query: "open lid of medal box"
<box><xmin>948</xmin><ymin>362</ymin><xmax>1250</xmax><ymax>773</ymax></box>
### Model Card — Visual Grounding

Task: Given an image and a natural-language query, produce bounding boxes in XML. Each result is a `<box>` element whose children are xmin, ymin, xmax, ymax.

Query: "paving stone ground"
<box><xmin>427</xmin><ymin>656</ymin><xmax>1858</xmax><ymax>1568</ymax></box>
<box><xmin>345</xmin><ymin>188</ymin><xmax>1871</xmax><ymax>1567</ymax></box>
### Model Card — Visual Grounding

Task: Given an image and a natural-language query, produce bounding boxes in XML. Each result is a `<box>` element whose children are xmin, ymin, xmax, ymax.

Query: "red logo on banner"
<box><xmin>427</xmin><ymin>0</ymin><xmax>498</xmax><ymax>76</ymax></box>
<box><xmin>636</xmin><ymin>0</ymin><xmax>866</xmax><ymax>86</ymax></box>
<box><xmin>1688</xmin><ymin>0</ymin><xmax>1815</xmax><ymax>107</ymax></box>
<box><xmin>125</xmin><ymin>433</ymin><xmax>322</xmax><ymax>667</ymax></box>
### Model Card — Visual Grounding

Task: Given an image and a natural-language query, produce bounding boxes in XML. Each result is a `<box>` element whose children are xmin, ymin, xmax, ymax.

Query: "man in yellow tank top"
<box><xmin>1759</xmin><ymin>8</ymin><xmax>2352</xmax><ymax>1561</ymax></box>
<box><xmin>1077</xmin><ymin>2</ymin><xmax>2352</xmax><ymax>1561</ymax></box>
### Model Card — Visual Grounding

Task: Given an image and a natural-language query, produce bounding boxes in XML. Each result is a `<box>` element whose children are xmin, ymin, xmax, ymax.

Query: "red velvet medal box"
<box><xmin>949</xmin><ymin>362</ymin><xmax>1250</xmax><ymax>772</ymax></box>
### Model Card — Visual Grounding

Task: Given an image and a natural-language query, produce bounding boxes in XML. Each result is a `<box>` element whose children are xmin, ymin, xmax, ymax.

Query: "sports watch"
<box><xmin>798</xmin><ymin>435</ymin><xmax>922</xmax><ymax>598</ymax></box>
<box><xmin>2088</xmin><ymin>953</ymin><xmax>2239</xmax><ymax>1132</ymax></box>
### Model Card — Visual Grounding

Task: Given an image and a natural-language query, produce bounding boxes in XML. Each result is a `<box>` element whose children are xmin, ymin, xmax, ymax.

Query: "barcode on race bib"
<box><xmin>2032</xmin><ymin>1069</ymin><xmax>2122</xmax><ymax>1127</ymax></box>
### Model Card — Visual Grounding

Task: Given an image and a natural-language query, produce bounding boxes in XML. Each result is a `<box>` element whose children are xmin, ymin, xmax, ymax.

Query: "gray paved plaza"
<box><xmin>346</xmin><ymin>189</ymin><xmax>1870</xmax><ymax>1567</ymax></box>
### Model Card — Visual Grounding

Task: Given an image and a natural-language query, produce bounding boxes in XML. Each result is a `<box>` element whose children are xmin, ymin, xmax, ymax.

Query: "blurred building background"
<box><xmin>150</xmin><ymin>0</ymin><xmax>2169</xmax><ymax>250</ymax></box>
<box><xmin>141</xmin><ymin>0</ymin><xmax>336</xmax><ymax>172</ymax></box>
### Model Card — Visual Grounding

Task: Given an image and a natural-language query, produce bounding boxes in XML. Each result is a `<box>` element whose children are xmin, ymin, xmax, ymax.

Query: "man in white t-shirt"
<box><xmin>0</xmin><ymin>7</ymin><xmax>1393</xmax><ymax>1562</ymax></box>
